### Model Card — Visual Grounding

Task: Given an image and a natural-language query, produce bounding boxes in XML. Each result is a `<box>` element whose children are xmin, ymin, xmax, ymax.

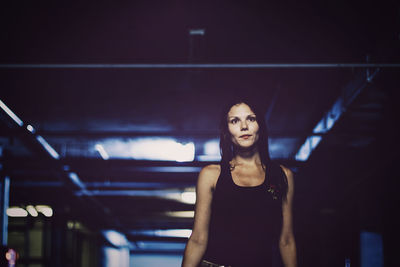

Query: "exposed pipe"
<box><xmin>0</xmin><ymin>63</ymin><xmax>400</xmax><ymax>69</ymax></box>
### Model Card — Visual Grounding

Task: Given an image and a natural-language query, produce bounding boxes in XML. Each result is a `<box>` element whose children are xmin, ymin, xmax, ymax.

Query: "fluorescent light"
<box><xmin>130</xmin><ymin>229</ymin><xmax>192</xmax><ymax>238</ymax></box>
<box><xmin>198</xmin><ymin>139</ymin><xmax>221</xmax><ymax>161</ymax></box>
<box><xmin>189</xmin><ymin>29</ymin><xmax>205</xmax><ymax>35</ymax></box>
<box><xmin>98</xmin><ymin>138</ymin><xmax>195</xmax><ymax>162</ymax></box>
<box><xmin>164</xmin><ymin>211</ymin><xmax>194</xmax><ymax>218</ymax></box>
<box><xmin>95</xmin><ymin>144</ymin><xmax>109</xmax><ymax>160</ymax></box>
<box><xmin>129</xmin><ymin>138</ymin><xmax>195</xmax><ymax>162</ymax></box>
<box><xmin>7</xmin><ymin>207</ymin><xmax>28</xmax><ymax>217</ymax></box>
<box><xmin>26</xmin><ymin>124</ymin><xmax>35</xmax><ymax>133</ymax></box>
<box><xmin>36</xmin><ymin>135</ymin><xmax>60</xmax><ymax>159</ymax></box>
<box><xmin>0</xmin><ymin>99</ymin><xmax>23</xmax><ymax>126</ymax></box>
<box><xmin>181</xmin><ymin>191</ymin><xmax>196</xmax><ymax>204</ymax></box>
<box><xmin>26</xmin><ymin>205</ymin><xmax>38</xmax><ymax>217</ymax></box>
<box><xmin>35</xmin><ymin>205</ymin><xmax>53</xmax><ymax>217</ymax></box>
<box><xmin>295</xmin><ymin>135</ymin><xmax>322</xmax><ymax>161</ymax></box>
<box><xmin>103</xmin><ymin>230</ymin><xmax>129</xmax><ymax>247</ymax></box>
<box><xmin>68</xmin><ymin>172</ymin><xmax>85</xmax><ymax>189</ymax></box>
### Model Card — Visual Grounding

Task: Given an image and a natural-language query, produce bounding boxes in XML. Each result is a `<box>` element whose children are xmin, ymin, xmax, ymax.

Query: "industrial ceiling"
<box><xmin>1</xmin><ymin>0</ymin><xmax>399</xmax><ymax>263</ymax></box>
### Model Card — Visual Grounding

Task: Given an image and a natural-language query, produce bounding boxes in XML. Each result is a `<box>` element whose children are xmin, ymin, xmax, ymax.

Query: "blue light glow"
<box><xmin>313</xmin><ymin>99</ymin><xmax>343</xmax><ymax>134</ymax></box>
<box><xmin>68</xmin><ymin>172</ymin><xmax>85</xmax><ymax>189</ymax></box>
<box><xmin>295</xmin><ymin>135</ymin><xmax>322</xmax><ymax>161</ymax></box>
<box><xmin>135</xmin><ymin>241</ymin><xmax>186</xmax><ymax>251</ymax></box>
<box><xmin>360</xmin><ymin>231</ymin><xmax>383</xmax><ymax>267</ymax></box>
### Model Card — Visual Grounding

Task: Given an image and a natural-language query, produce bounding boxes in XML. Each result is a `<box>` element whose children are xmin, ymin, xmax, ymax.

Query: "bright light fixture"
<box><xmin>26</xmin><ymin>205</ymin><xmax>38</xmax><ymax>217</ymax></box>
<box><xmin>198</xmin><ymin>139</ymin><xmax>221</xmax><ymax>161</ymax></box>
<box><xmin>181</xmin><ymin>191</ymin><xmax>196</xmax><ymax>204</ymax></box>
<box><xmin>95</xmin><ymin>144</ymin><xmax>109</xmax><ymax>160</ymax></box>
<box><xmin>36</xmin><ymin>135</ymin><xmax>60</xmax><ymax>159</ymax></box>
<box><xmin>0</xmin><ymin>99</ymin><xmax>23</xmax><ymax>127</ymax></box>
<box><xmin>103</xmin><ymin>230</ymin><xmax>129</xmax><ymax>247</ymax></box>
<box><xmin>6</xmin><ymin>207</ymin><xmax>28</xmax><ymax>217</ymax></box>
<box><xmin>295</xmin><ymin>135</ymin><xmax>322</xmax><ymax>161</ymax></box>
<box><xmin>164</xmin><ymin>211</ymin><xmax>195</xmax><ymax>218</ymax></box>
<box><xmin>129</xmin><ymin>138</ymin><xmax>195</xmax><ymax>162</ymax></box>
<box><xmin>35</xmin><ymin>205</ymin><xmax>53</xmax><ymax>217</ymax></box>
<box><xmin>154</xmin><ymin>229</ymin><xmax>192</xmax><ymax>238</ymax></box>
<box><xmin>26</xmin><ymin>124</ymin><xmax>35</xmax><ymax>133</ymax></box>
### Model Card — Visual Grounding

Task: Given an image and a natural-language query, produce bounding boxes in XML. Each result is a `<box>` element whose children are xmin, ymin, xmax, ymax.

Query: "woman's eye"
<box><xmin>230</xmin><ymin>118</ymin><xmax>239</xmax><ymax>124</ymax></box>
<box><xmin>248</xmin><ymin>116</ymin><xmax>256</xmax><ymax>122</ymax></box>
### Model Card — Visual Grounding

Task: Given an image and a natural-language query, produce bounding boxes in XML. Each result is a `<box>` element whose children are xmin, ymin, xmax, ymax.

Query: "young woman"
<box><xmin>182</xmin><ymin>99</ymin><xmax>297</xmax><ymax>267</ymax></box>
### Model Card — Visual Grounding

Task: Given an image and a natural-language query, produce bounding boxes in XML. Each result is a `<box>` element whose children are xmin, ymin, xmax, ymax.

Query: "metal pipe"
<box><xmin>0</xmin><ymin>63</ymin><xmax>400</xmax><ymax>69</ymax></box>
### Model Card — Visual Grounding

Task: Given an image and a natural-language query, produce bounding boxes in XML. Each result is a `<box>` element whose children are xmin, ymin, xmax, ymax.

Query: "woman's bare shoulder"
<box><xmin>198</xmin><ymin>164</ymin><xmax>221</xmax><ymax>189</ymax></box>
<box><xmin>279</xmin><ymin>164</ymin><xmax>294</xmax><ymax>178</ymax></box>
<box><xmin>201</xmin><ymin>164</ymin><xmax>221</xmax><ymax>174</ymax></box>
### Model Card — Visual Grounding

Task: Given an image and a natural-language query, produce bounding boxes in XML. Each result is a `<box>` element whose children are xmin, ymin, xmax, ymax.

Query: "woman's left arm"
<box><xmin>279</xmin><ymin>165</ymin><xmax>297</xmax><ymax>267</ymax></box>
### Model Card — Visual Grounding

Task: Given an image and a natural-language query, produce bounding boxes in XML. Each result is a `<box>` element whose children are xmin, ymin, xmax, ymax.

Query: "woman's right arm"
<box><xmin>181</xmin><ymin>165</ymin><xmax>219</xmax><ymax>267</ymax></box>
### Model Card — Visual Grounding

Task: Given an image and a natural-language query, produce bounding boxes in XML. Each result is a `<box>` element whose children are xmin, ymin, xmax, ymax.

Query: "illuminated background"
<box><xmin>0</xmin><ymin>1</ymin><xmax>399</xmax><ymax>266</ymax></box>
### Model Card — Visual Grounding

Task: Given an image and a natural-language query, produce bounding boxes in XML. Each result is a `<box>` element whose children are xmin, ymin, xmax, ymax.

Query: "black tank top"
<box><xmin>203</xmin><ymin>163</ymin><xmax>285</xmax><ymax>267</ymax></box>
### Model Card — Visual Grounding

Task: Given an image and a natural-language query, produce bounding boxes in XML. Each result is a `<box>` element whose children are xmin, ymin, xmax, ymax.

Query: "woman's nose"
<box><xmin>240</xmin><ymin>121</ymin><xmax>248</xmax><ymax>130</ymax></box>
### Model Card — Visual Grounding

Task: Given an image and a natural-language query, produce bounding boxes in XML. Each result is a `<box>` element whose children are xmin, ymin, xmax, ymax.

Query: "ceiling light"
<box><xmin>0</xmin><ymin>99</ymin><xmax>23</xmax><ymax>127</ymax></box>
<box><xmin>95</xmin><ymin>144</ymin><xmax>109</xmax><ymax>160</ymax></box>
<box><xmin>26</xmin><ymin>205</ymin><xmax>38</xmax><ymax>217</ymax></box>
<box><xmin>35</xmin><ymin>205</ymin><xmax>53</xmax><ymax>217</ymax></box>
<box><xmin>6</xmin><ymin>207</ymin><xmax>28</xmax><ymax>217</ymax></box>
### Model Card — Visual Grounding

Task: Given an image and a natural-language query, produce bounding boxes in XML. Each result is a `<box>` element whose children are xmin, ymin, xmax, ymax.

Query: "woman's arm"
<box><xmin>181</xmin><ymin>165</ymin><xmax>219</xmax><ymax>267</ymax></box>
<box><xmin>279</xmin><ymin>165</ymin><xmax>297</xmax><ymax>267</ymax></box>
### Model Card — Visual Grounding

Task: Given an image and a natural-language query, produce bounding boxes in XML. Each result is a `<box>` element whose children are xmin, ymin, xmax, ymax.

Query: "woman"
<box><xmin>182</xmin><ymin>98</ymin><xmax>297</xmax><ymax>267</ymax></box>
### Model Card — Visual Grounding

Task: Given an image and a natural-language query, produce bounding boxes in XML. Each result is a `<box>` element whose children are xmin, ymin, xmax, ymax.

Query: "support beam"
<box><xmin>295</xmin><ymin>70</ymin><xmax>377</xmax><ymax>161</ymax></box>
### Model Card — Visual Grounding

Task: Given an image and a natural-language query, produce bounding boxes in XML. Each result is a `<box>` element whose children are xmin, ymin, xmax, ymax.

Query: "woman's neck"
<box><xmin>232</xmin><ymin>146</ymin><xmax>262</xmax><ymax>166</ymax></box>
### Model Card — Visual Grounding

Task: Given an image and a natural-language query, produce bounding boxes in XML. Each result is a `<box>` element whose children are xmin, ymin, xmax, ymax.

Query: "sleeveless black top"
<box><xmin>203</xmin><ymin>163</ymin><xmax>286</xmax><ymax>267</ymax></box>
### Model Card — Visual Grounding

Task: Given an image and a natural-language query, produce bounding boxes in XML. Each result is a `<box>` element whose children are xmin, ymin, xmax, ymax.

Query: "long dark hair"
<box><xmin>219</xmin><ymin>97</ymin><xmax>271</xmax><ymax>169</ymax></box>
<box><xmin>219</xmin><ymin>96</ymin><xmax>287</xmax><ymax>200</ymax></box>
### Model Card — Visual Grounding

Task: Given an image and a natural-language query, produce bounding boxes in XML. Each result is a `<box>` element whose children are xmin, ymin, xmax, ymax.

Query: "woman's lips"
<box><xmin>240</xmin><ymin>134</ymin><xmax>252</xmax><ymax>139</ymax></box>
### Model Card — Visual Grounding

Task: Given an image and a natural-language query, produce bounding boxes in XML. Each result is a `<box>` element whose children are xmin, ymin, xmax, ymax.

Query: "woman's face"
<box><xmin>227</xmin><ymin>103</ymin><xmax>260</xmax><ymax>148</ymax></box>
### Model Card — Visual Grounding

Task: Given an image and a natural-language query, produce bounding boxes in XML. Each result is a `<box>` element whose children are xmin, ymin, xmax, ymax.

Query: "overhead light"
<box><xmin>189</xmin><ymin>29</ymin><xmax>205</xmax><ymax>35</ymax></box>
<box><xmin>26</xmin><ymin>124</ymin><xmax>35</xmax><ymax>133</ymax></box>
<box><xmin>68</xmin><ymin>172</ymin><xmax>85</xmax><ymax>189</ymax></box>
<box><xmin>181</xmin><ymin>190</ymin><xmax>196</xmax><ymax>204</ymax></box>
<box><xmin>35</xmin><ymin>205</ymin><xmax>53</xmax><ymax>217</ymax></box>
<box><xmin>295</xmin><ymin>135</ymin><xmax>322</xmax><ymax>161</ymax></box>
<box><xmin>94</xmin><ymin>144</ymin><xmax>109</xmax><ymax>160</ymax></box>
<box><xmin>6</xmin><ymin>207</ymin><xmax>28</xmax><ymax>217</ymax></box>
<box><xmin>198</xmin><ymin>139</ymin><xmax>221</xmax><ymax>161</ymax></box>
<box><xmin>164</xmin><ymin>211</ymin><xmax>194</xmax><ymax>218</ymax></box>
<box><xmin>26</xmin><ymin>205</ymin><xmax>38</xmax><ymax>217</ymax></box>
<box><xmin>129</xmin><ymin>138</ymin><xmax>195</xmax><ymax>162</ymax></box>
<box><xmin>0</xmin><ymin>99</ymin><xmax>23</xmax><ymax>127</ymax></box>
<box><xmin>36</xmin><ymin>135</ymin><xmax>60</xmax><ymax>159</ymax></box>
<box><xmin>99</xmin><ymin>138</ymin><xmax>195</xmax><ymax>162</ymax></box>
<box><xmin>102</xmin><ymin>230</ymin><xmax>129</xmax><ymax>247</ymax></box>
<box><xmin>131</xmin><ymin>229</ymin><xmax>192</xmax><ymax>238</ymax></box>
